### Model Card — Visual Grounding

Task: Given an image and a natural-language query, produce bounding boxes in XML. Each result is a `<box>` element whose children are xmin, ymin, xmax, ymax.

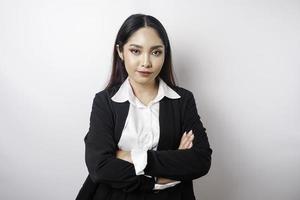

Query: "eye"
<box><xmin>129</xmin><ymin>49</ymin><xmax>140</xmax><ymax>55</ymax></box>
<box><xmin>152</xmin><ymin>50</ymin><xmax>162</xmax><ymax>56</ymax></box>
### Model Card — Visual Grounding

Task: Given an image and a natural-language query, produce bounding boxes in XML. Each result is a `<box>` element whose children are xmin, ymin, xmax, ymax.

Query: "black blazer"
<box><xmin>76</xmin><ymin>84</ymin><xmax>212</xmax><ymax>200</ymax></box>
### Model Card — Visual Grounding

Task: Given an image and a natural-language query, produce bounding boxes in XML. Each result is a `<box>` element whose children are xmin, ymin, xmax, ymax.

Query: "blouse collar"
<box><xmin>111</xmin><ymin>76</ymin><xmax>181</xmax><ymax>107</ymax></box>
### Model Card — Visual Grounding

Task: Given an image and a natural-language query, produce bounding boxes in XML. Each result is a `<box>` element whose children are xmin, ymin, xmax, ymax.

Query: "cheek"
<box><xmin>153</xmin><ymin>57</ymin><xmax>165</xmax><ymax>68</ymax></box>
<box><xmin>124</xmin><ymin>54</ymin><xmax>138</xmax><ymax>69</ymax></box>
<box><xmin>128</xmin><ymin>56</ymin><xmax>139</xmax><ymax>64</ymax></box>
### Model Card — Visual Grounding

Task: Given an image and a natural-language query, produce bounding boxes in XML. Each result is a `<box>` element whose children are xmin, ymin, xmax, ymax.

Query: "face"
<box><xmin>117</xmin><ymin>27</ymin><xmax>165</xmax><ymax>87</ymax></box>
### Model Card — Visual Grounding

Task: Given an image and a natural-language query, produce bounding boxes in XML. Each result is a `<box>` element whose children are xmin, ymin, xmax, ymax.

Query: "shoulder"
<box><xmin>93</xmin><ymin>84</ymin><xmax>122</xmax><ymax>101</ymax></box>
<box><xmin>85</xmin><ymin>85</ymin><xmax>122</xmax><ymax>115</ymax></box>
<box><xmin>89</xmin><ymin>85</ymin><xmax>123</xmax><ymax>117</ymax></box>
<box><xmin>170</xmin><ymin>86</ymin><xmax>201</xmax><ymax>118</ymax></box>
<box><xmin>169</xmin><ymin>85</ymin><xmax>200</xmax><ymax>114</ymax></box>
<box><xmin>170</xmin><ymin>85</ymin><xmax>195</xmax><ymax>101</ymax></box>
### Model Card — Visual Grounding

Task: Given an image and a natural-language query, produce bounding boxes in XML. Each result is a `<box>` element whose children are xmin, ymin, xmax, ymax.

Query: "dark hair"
<box><xmin>104</xmin><ymin>13</ymin><xmax>177</xmax><ymax>89</ymax></box>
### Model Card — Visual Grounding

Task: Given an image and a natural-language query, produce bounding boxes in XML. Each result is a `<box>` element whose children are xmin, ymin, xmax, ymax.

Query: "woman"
<box><xmin>76</xmin><ymin>13</ymin><xmax>212</xmax><ymax>200</ymax></box>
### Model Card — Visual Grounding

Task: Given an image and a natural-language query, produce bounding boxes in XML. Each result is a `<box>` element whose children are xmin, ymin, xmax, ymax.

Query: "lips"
<box><xmin>137</xmin><ymin>71</ymin><xmax>152</xmax><ymax>74</ymax></box>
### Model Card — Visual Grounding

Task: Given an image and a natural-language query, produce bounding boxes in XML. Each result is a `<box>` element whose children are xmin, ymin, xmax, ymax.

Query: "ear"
<box><xmin>116</xmin><ymin>44</ymin><xmax>124</xmax><ymax>61</ymax></box>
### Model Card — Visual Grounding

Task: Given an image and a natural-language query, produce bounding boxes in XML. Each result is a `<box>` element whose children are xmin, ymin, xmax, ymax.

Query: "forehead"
<box><xmin>126</xmin><ymin>27</ymin><xmax>164</xmax><ymax>47</ymax></box>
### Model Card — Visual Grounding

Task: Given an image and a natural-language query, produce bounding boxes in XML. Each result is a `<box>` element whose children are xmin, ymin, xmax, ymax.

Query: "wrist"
<box><xmin>127</xmin><ymin>151</ymin><xmax>133</xmax><ymax>163</ymax></box>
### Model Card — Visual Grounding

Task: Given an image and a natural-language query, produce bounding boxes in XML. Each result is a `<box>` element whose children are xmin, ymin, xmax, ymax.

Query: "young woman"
<box><xmin>76</xmin><ymin>14</ymin><xmax>212</xmax><ymax>200</ymax></box>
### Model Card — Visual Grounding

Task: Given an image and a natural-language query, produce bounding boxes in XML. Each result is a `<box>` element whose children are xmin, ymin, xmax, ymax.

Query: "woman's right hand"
<box><xmin>156</xmin><ymin>130</ymin><xmax>194</xmax><ymax>185</ymax></box>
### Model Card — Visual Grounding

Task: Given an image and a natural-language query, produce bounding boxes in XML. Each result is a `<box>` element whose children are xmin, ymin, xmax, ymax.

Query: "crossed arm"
<box><xmin>116</xmin><ymin>130</ymin><xmax>195</xmax><ymax>185</ymax></box>
<box><xmin>85</xmin><ymin>91</ymin><xmax>212</xmax><ymax>192</ymax></box>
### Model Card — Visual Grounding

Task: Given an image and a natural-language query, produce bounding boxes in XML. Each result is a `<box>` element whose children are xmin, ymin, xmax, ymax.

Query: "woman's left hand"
<box><xmin>116</xmin><ymin>149</ymin><xmax>133</xmax><ymax>164</ymax></box>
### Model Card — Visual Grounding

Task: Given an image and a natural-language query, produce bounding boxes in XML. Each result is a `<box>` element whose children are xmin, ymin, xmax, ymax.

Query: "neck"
<box><xmin>128</xmin><ymin>78</ymin><xmax>159</xmax><ymax>97</ymax></box>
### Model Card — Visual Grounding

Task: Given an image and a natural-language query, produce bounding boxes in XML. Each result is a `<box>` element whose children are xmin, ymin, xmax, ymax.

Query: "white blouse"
<box><xmin>111</xmin><ymin>76</ymin><xmax>182</xmax><ymax>190</ymax></box>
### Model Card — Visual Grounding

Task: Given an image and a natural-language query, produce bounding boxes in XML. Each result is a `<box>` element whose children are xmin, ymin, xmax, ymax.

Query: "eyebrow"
<box><xmin>129</xmin><ymin>44</ymin><xmax>164</xmax><ymax>50</ymax></box>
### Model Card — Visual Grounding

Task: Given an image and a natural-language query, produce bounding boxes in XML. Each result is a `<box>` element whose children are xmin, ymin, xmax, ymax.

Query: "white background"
<box><xmin>1</xmin><ymin>0</ymin><xmax>299</xmax><ymax>199</ymax></box>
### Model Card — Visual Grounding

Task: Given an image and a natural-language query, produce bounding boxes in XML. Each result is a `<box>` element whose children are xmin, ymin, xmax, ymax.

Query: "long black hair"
<box><xmin>104</xmin><ymin>14</ymin><xmax>177</xmax><ymax>90</ymax></box>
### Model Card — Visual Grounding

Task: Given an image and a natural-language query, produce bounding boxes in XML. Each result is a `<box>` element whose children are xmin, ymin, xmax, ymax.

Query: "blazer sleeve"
<box><xmin>84</xmin><ymin>92</ymin><xmax>155</xmax><ymax>192</ymax></box>
<box><xmin>144</xmin><ymin>90</ymin><xmax>213</xmax><ymax>181</ymax></box>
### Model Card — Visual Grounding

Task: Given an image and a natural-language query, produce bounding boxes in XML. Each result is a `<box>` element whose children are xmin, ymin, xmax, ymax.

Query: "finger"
<box><xmin>182</xmin><ymin>140</ymin><xmax>191</xmax><ymax>149</ymax></box>
<box><xmin>179</xmin><ymin>131</ymin><xmax>193</xmax><ymax>149</ymax></box>
<box><xmin>180</xmin><ymin>131</ymin><xmax>186</xmax><ymax>140</ymax></box>
<box><xmin>183</xmin><ymin>132</ymin><xmax>194</xmax><ymax>149</ymax></box>
<box><xmin>184</xmin><ymin>142</ymin><xmax>190</xmax><ymax>149</ymax></box>
<box><xmin>189</xmin><ymin>133</ymin><xmax>194</xmax><ymax>141</ymax></box>
<box><xmin>181</xmin><ymin>131</ymin><xmax>194</xmax><ymax>147</ymax></box>
<box><xmin>179</xmin><ymin>132</ymin><xmax>188</xmax><ymax>149</ymax></box>
<box><xmin>181</xmin><ymin>134</ymin><xmax>192</xmax><ymax>149</ymax></box>
<box><xmin>182</xmin><ymin>131</ymin><xmax>187</xmax><ymax>138</ymax></box>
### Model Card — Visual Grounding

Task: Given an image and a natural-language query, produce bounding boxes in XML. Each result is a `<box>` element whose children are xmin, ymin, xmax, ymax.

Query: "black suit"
<box><xmin>76</xmin><ymin>84</ymin><xmax>212</xmax><ymax>200</ymax></box>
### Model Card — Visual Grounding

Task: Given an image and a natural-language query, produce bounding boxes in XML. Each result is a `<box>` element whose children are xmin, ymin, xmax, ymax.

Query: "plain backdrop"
<box><xmin>1</xmin><ymin>0</ymin><xmax>299</xmax><ymax>199</ymax></box>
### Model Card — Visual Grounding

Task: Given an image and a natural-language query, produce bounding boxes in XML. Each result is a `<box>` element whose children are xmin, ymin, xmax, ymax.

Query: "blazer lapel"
<box><xmin>157</xmin><ymin>97</ymin><xmax>178</xmax><ymax>151</ymax></box>
<box><xmin>113</xmin><ymin>101</ymin><xmax>130</xmax><ymax>144</ymax></box>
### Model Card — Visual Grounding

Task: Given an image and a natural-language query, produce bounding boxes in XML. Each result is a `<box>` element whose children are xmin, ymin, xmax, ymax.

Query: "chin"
<box><xmin>132</xmin><ymin>76</ymin><xmax>155</xmax><ymax>85</ymax></box>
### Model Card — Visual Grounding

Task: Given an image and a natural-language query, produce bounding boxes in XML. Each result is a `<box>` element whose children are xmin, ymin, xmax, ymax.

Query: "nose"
<box><xmin>141</xmin><ymin>53</ymin><xmax>151</xmax><ymax>68</ymax></box>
